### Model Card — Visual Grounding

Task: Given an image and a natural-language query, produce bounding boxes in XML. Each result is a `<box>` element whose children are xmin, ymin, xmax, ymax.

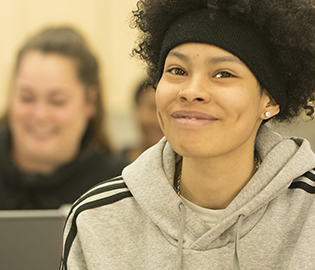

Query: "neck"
<box><xmin>11</xmin><ymin>147</ymin><xmax>77</xmax><ymax>176</ymax></box>
<box><xmin>178</xmin><ymin>149</ymin><xmax>258</xmax><ymax>210</ymax></box>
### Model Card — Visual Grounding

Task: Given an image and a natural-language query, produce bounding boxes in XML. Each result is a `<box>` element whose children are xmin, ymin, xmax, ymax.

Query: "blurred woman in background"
<box><xmin>123</xmin><ymin>78</ymin><xmax>163</xmax><ymax>162</ymax></box>
<box><xmin>0</xmin><ymin>26</ymin><xmax>129</xmax><ymax>210</ymax></box>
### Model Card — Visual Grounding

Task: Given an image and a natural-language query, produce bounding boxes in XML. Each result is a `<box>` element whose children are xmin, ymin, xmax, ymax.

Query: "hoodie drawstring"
<box><xmin>233</xmin><ymin>215</ymin><xmax>244</xmax><ymax>270</ymax></box>
<box><xmin>176</xmin><ymin>202</ymin><xmax>186</xmax><ymax>270</ymax></box>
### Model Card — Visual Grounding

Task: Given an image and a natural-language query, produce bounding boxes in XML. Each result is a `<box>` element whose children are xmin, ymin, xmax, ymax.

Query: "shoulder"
<box><xmin>289</xmin><ymin>168</ymin><xmax>315</xmax><ymax>195</ymax></box>
<box><xmin>62</xmin><ymin>176</ymin><xmax>133</xmax><ymax>265</ymax></box>
<box><xmin>68</xmin><ymin>176</ymin><xmax>133</xmax><ymax>215</ymax></box>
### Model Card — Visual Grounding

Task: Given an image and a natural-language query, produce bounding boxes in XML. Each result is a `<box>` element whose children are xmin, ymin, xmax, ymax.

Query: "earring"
<box><xmin>179</xmin><ymin>90</ymin><xmax>183</xmax><ymax>96</ymax></box>
<box><xmin>265</xmin><ymin>111</ymin><xmax>271</xmax><ymax>118</ymax></box>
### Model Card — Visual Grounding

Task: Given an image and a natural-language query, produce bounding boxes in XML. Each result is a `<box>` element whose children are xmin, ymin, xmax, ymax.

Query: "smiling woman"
<box><xmin>0</xmin><ymin>26</ymin><xmax>129</xmax><ymax>210</ymax></box>
<box><xmin>61</xmin><ymin>1</ymin><xmax>315</xmax><ymax>270</ymax></box>
<box><xmin>156</xmin><ymin>43</ymin><xmax>276</xmax><ymax>167</ymax></box>
<box><xmin>10</xmin><ymin>52</ymin><xmax>92</xmax><ymax>173</ymax></box>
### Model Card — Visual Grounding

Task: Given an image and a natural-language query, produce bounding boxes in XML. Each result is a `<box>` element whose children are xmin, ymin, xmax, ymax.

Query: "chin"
<box><xmin>25</xmin><ymin>144</ymin><xmax>59</xmax><ymax>159</ymax></box>
<box><xmin>171</xmin><ymin>142</ymin><xmax>201</xmax><ymax>157</ymax></box>
<box><xmin>29</xmin><ymin>151</ymin><xmax>57</xmax><ymax>162</ymax></box>
<box><xmin>171</xmin><ymin>138</ymin><xmax>219</xmax><ymax>159</ymax></box>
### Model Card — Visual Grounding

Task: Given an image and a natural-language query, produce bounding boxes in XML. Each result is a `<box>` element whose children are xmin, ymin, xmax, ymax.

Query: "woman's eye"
<box><xmin>215</xmin><ymin>71</ymin><xmax>235</xmax><ymax>78</ymax></box>
<box><xmin>168</xmin><ymin>68</ymin><xmax>187</xmax><ymax>76</ymax></box>
<box><xmin>19</xmin><ymin>95</ymin><xmax>34</xmax><ymax>103</ymax></box>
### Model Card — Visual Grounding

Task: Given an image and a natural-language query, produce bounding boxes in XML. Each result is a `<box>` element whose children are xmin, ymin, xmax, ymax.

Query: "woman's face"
<box><xmin>156</xmin><ymin>43</ymin><xmax>278</xmax><ymax>159</ymax></box>
<box><xmin>9</xmin><ymin>51</ymin><xmax>94</xmax><ymax>171</ymax></box>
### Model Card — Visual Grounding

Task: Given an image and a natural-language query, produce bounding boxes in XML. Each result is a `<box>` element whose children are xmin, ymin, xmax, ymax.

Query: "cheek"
<box><xmin>155</xmin><ymin>90</ymin><xmax>168</xmax><ymax>130</ymax></box>
<box><xmin>155</xmin><ymin>85</ymin><xmax>175</xmax><ymax>113</ymax></box>
<box><xmin>155</xmin><ymin>88</ymin><xmax>162</xmax><ymax>107</ymax></box>
<box><xmin>220</xmin><ymin>89</ymin><xmax>259</xmax><ymax>118</ymax></box>
<box><xmin>9</xmin><ymin>100</ymin><xmax>28</xmax><ymax>122</ymax></box>
<box><xmin>56</xmin><ymin>100</ymin><xmax>90</xmax><ymax>122</ymax></box>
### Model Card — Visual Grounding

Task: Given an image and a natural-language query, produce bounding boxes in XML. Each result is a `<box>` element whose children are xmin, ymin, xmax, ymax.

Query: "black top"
<box><xmin>0</xmin><ymin>129</ymin><xmax>129</xmax><ymax>210</ymax></box>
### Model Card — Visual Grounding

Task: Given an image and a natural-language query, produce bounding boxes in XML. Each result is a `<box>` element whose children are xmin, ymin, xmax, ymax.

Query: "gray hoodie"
<box><xmin>61</xmin><ymin>125</ymin><xmax>315</xmax><ymax>269</ymax></box>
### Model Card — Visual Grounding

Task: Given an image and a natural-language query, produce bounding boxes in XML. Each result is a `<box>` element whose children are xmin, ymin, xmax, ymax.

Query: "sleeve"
<box><xmin>287</xmin><ymin>197</ymin><xmax>315</xmax><ymax>269</ymax></box>
<box><xmin>60</xmin><ymin>209</ymin><xmax>88</xmax><ymax>270</ymax></box>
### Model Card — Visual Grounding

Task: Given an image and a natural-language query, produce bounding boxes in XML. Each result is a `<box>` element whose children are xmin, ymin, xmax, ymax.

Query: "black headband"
<box><xmin>158</xmin><ymin>9</ymin><xmax>287</xmax><ymax>109</ymax></box>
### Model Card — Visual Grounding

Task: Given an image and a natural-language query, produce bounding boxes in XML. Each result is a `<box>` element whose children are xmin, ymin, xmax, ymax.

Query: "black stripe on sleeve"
<box><xmin>71</xmin><ymin>177</ymin><xmax>126</xmax><ymax>212</ymax></box>
<box><xmin>301</xmin><ymin>171</ymin><xmax>315</xmax><ymax>182</ymax></box>
<box><xmin>61</xmin><ymin>190</ymin><xmax>132</xmax><ymax>270</ymax></box>
<box><xmin>289</xmin><ymin>181</ymin><xmax>315</xmax><ymax>194</ymax></box>
<box><xmin>63</xmin><ymin>177</ymin><xmax>126</xmax><ymax>225</ymax></box>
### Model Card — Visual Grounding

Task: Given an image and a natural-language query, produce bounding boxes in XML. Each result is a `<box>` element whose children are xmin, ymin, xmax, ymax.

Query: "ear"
<box><xmin>261</xmin><ymin>91</ymin><xmax>280</xmax><ymax>120</ymax></box>
<box><xmin>85</xmin><ymin>85</ymin><xmax>98</xmax><ymax>118</ymax></box>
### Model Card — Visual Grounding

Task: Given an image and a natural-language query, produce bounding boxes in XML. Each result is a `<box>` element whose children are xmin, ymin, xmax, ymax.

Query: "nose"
<box><xmin>178</xmin><ymin>77</ymin><xmax>211</xmax><ymax>104</ymax></box>
<box><xmin>32</xmin><ymin>101</ymin><xmax>50</xmax><ymax>121</ymax></box>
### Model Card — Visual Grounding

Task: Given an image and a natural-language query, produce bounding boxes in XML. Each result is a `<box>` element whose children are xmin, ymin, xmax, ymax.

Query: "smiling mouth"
<box><xmin>171</xmin><ymin>111</ymin><xmax>218</xmax><ymax>126</ymax></box>
<box><xmin>26</xmin><ymin>126</ymin><xmax>57</xmax><ymax>138</ymax></box>
<box><xmin>172</xmin><ymin>111</ymin><xmax>218</xmax><ymax>121</ymax></box>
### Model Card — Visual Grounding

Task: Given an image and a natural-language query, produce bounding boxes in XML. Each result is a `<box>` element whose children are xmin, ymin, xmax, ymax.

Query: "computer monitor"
<box><xmin>0</xmin><ymin>207</ymin><xmax>69</xmax><ymax>270</ymax></box>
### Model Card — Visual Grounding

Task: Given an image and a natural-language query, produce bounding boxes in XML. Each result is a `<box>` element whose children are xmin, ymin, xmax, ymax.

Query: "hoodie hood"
<box><xmin>122</xmin><ymin>125</ymin><xmax>315</xmax><ymax>251</ymax></box>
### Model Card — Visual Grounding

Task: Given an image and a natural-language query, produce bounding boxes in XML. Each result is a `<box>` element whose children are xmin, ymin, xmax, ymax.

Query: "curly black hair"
<box><xmin>131</xmin><ymin>0</ymin><xmax>315</xmax><ymax>122</ymax></box>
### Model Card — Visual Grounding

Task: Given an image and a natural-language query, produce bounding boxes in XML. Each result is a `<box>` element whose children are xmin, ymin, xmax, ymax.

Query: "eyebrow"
<box><xmin>208</xmin><ymin>56</ymin><xmax>244</xmax><ymax>65</ymax></box>
<box><xmin>167</xmin><ymin>51</ymin><xmax>190</xmax><ymax>63</ymax></box>
<box><xmin>167</xmin><ymin>50</ymin><xmax>244</xmax><ymax>66</ymax></box>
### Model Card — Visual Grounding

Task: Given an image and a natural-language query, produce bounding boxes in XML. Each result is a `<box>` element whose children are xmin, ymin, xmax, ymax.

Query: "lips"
<box><xmin>172</xmin><ymin>110</ymin><xmax>218</xmax><ymax>121</ymax></box>
<box><xmin>171</xmin><ymin>110</ymin><xmax>218</xmax><ymax>126</ymax></box>
<box><xmin>26</xmin><ymin>125</ymin><xmax>57</xmax><ymax>139</ymax></box>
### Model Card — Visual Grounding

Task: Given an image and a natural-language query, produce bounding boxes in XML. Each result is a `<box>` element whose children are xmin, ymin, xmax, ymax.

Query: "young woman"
<box><xmin>61</xmin><ymin>0</ymin><xmax>315</xmax><ymax>269</ymax></box>
<box><xmin>0</xmin><ymin>26</ymin><xmax>128</xmax><ymax>210</ymax></box>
